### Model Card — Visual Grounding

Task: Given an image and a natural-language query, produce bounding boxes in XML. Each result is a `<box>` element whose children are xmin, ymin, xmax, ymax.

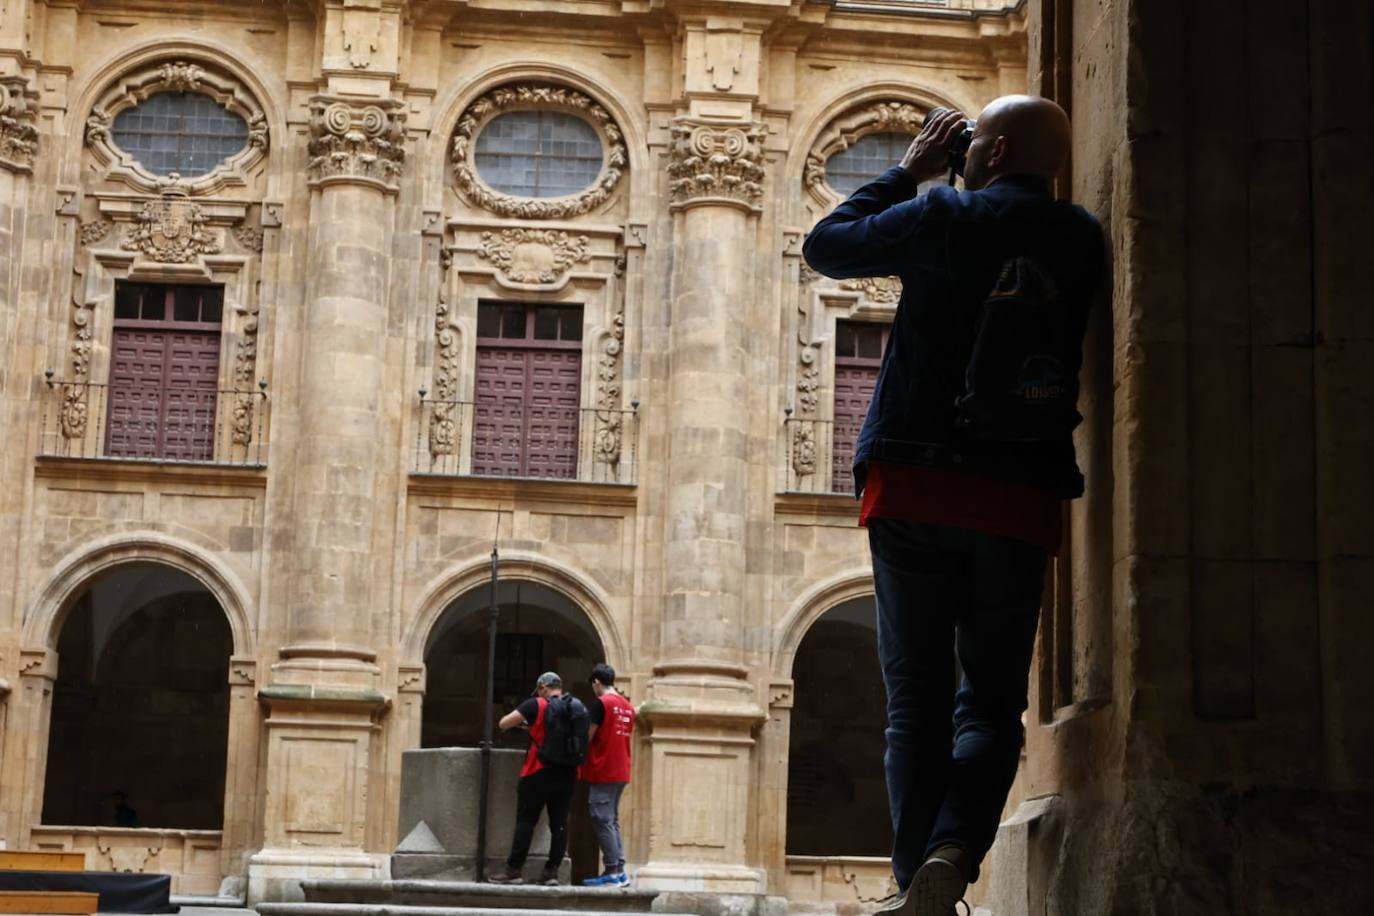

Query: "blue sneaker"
<box><xmin>607</xmin><ymin>872</ymin><xmax>630</xmax><ymax>887</ymax></box>
<box><xmin>582</xmin><ymin>873</ymin><xmax>615</xmax><ymax>887</ymax></box>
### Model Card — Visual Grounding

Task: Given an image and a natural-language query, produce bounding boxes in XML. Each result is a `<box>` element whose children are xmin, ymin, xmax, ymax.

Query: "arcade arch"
<box><xmin>41</xmin><ymin>562</ymin><xmax>235</xmax><ymax>830</ymax></box>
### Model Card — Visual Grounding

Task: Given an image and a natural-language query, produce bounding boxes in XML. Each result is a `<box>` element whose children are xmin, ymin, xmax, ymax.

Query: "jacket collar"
<box><xmin>981</xmin><ymin>174</ymin><xmax>1053</xmax><ymax>197</ymax></box>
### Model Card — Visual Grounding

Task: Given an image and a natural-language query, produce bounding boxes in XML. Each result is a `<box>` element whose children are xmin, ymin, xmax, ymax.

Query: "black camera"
<box><xmin>948</xmin><ymin>120</ymin><xmax>976</xmax><ymax>183</ymax></box>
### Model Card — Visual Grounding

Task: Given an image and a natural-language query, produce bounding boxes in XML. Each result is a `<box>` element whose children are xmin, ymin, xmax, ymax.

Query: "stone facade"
<box><xmin>0</xmin><ymin>0</ymin><xmax>1024</xmax><ymax>907</ymax></box>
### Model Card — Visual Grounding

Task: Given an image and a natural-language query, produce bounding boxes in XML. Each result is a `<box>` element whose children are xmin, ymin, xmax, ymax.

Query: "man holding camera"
<box><xmin>803</xmin><ymin>96</ymin><xmax>1103</xmax><ymax>916</ymax></box>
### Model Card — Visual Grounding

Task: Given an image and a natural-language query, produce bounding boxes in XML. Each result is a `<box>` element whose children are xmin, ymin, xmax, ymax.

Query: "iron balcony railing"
<box><xmin>783</xmin><ymin>413</ymin><xmax>857</xmax><ymax>495</ymax></box>
<box><xmin>39</xmin><ymin>373</ymin><xmax>269</xmax><ymax>467</ymax></box>
<box><xmin>414</xmin><ymin>396</ymin><xmax>638</xmax><ymax>485</ymax></box>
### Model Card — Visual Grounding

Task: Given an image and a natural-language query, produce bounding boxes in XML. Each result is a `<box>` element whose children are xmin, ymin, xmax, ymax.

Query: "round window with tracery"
<box><xmin>111</xmin><ymin>91</ymin><xmax>250</xmax><ymax>178</ymax></box>
<box><xmin>473</xmin><ymin>110</ymin><xmax>604</xmax><ymax>199</ymax></box>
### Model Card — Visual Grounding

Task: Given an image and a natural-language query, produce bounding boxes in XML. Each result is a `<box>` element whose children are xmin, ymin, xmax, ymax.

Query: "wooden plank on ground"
<box><xmin>0</xmin><ymin>850</ymin><xmax>87</xmax><ymax>872</ymax></box>
<box><xmin>0</xmin><ymin>890</ymin><xmax>99</xmax><ymax>914</ymax></box>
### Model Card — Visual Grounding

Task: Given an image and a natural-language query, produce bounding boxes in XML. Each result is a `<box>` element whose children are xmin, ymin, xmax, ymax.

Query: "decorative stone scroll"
<box><xmin>122</xmin><ymin>177</ymin><xmax>223</xmax><ymax>263</ymax></box>
<box><xmin>452</xmin><ymin>84</ymin><xmax>627</xmax><ymax>219</ymax></box>
<box><xmin>61</xmin><ymin>270</ymin><xmax>95</xmax><ymax>440</ymax></box>
<box><xmin>667</xmin><ymin>119</ymin><xmax>767</xmax><ymax>211</ymax></box>
<box><xmin>0</xmin><ymin>74</ymin><xmax>39</xmax><ymax>173</ymax></box>
<box><xmin>804</xmin><ymin>99</ymin><xmax>928</xmax><ymax>207</ymax></box>
<box><xmin>476</xmin><ymin>228</ymin><xmax>590</xmax><ymax>285</ymax></box>
<box><xmin>231</xmin><ymin>304</ymin><xmax>260</xmax><ymax>445</ymax></box>
<box><xmin>85</xmin><ymin>59</ymin><xmax>269</xmax><ymax>194</ymax></box>
<box><xmin>307</xmin><ymin>95</ymin><xmax>408</xmax><ymax>191</ymax></box>
<box><xmin>840</xmin><ymin>275</ymin><xmax>902</xmax><ymax>304</ymax></box>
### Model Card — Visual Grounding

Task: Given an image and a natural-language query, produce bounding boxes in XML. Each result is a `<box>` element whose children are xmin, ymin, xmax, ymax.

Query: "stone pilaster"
<box><xmin>638</xmin><ymin>116</ymin><xmax>769</xmax><ymax>895</ymax></box>
<box><xmin>250</xmin><ymin>94</ymin><xmax>406</xmax><ymax>903</ymax></box>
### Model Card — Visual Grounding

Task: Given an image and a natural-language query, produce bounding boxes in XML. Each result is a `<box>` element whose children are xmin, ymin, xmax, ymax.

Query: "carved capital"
<box><xmin>0</xmin><ymin>75</ymin><xmax>39</xmax><ymax>174</ymax></box>
<box><xmin>667</xmin><ymin>119</ymin><xmax>767</xmax><ymax>212</ymax></box>
<box><xmin>307</xmin><ymin>95</ymin><xmax>407</xmax><ymax>192</ymax></box>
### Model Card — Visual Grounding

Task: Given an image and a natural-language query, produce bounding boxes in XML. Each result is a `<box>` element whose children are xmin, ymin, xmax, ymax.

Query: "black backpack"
<box><xmin>954</xmin><ymin>255</ymin><xmax>1082</xmax><ymax>443</ymax></box>
<box><xmin>537</xmin><ymin>695</ymin><xmax>590</xmax><ymax>768</ymax></box>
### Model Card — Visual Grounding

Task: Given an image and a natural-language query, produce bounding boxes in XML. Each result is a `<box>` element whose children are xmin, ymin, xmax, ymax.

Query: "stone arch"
<box><xmin>785</xmin><ymin>80</ymin><xmax>971</xmax><ymax>192</ymax></box>
<box><xmin>23</xmin><ymin>531</ymin><xmax>255</xmax><ymax>659</ymax></box>
<box><xmin>773</xmin><ymin>569</ymin><xmax>875</xmax><ymax>679</ymax></box>
<box><xmin>404</xmin><ymin>550</ymin><xmax>627</xmax><ymax>671</ymax></box>
<box><xmin>66</xmin><ymin>37</ymin><xmax>287</xmax><ymax>186</ymax></box>
<box><xmin>424</xmin><ymin>61</ymin><xmax>652</xmax><ymax>215</ymax></box>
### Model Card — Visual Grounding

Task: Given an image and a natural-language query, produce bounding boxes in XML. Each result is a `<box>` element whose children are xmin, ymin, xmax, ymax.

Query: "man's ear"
<box><xmin>989</xmin><ymin>136</ymin><xmax>1009</xmax><ymax>169</ymax></box>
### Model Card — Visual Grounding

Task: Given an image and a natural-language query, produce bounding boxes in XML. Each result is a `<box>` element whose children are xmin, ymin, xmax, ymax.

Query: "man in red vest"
<box><xmin>488</xmin><ymin>671</ymin><xmax>579</xmax><ymax>885</ymax></box>
<box><xmin>579</xmin><ymin>663</ymin><xmax>636</xmax><ymax>887</ymax></box>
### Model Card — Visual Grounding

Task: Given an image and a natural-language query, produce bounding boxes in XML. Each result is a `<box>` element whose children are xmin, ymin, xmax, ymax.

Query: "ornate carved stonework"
<box><xmin>85</xmin><ymin>59</ymin><xmax>268</xmax><ymax>194</ymax></box>
<box><xmin>62</xmin><ymin>273</ymin><xmax>95</xmax><ymax>439</ymax></box>
<box><xmin>476</xmin><ymin>228</ymin><xmax>590</xmax><ymax>284</ymax></box>
<box><xmin>0</xmin><ymin>74</ymin><xmax>39</xmax><ymax>173</ymax></box>
<box><xmin>594</xmin><ymin>297</ymin><xmax>627</xmax><ymax>466</ymax></box>
<box><xmin>122</xmin><ymin>179</ymin><xmax>222</xmax><ymax>263</ymax></box>
<box><xmin>791</xmin><ymin>422</ymin><xmax>816</xmax><ymax>476</ymax></box>
<box><xmin>840</xmin><ymin>275</ymin><xmax>902</xmax><ymax>304</ymax></box>
<box><xmin>452</xmin><ymin>84</ymin><xmax>627</xmax><ymax>219</ymax></box>
<box><xmin>79</xmin><ymin>219</ymin><xmax>112</xmax><ymax>247</ymax></box>
<box><xmin>232</xmin><ymin>223</ymin><xmax>264</xmax><ymax>252</ymax></box>
<box><xmin>805</xmin><ymin>99</ymin><xmax>929</xmax><ymax>206</ymax></box>
<box><xmin>232</xmin><ymin>305</ymin><xmax>260</xmax><ymax>445</ymax></box>
<box><xmin>428</xmin><ymin>293</ymin><xmax>460</xmax><ymax>458</ymax></box>
<box><xmin>306</xmin><ymin>96</ymin><xmax>407</xmax><ymax>190</ymax></box>
<box><xmin>667</xmin><ymin>119</ymin><xmax>767</xmax><ymax>211</ymax></box>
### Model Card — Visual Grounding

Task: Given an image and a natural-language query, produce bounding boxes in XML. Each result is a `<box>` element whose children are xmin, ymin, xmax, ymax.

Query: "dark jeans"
<box><xmin>868</xmin><ymin>519</ymin><xmax>1046</xmax><ymax>889</ymax></box>
<box><xmin>507</xmin><ymin>766</ymin><xmax>576</xmax><ymax>871</ymax></box>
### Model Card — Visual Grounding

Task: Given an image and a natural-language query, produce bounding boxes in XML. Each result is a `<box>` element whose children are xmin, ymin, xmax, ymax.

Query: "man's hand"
<box><xmin>900</xmin><ymin>108</ymin><xmax>969</xmax><ymax>181</ymax></box>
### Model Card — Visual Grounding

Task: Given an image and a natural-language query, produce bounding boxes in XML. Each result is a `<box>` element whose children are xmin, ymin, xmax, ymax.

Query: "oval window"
<box><xmin>474</xmin><ymin>110</ymin><xmax>604</xmax><ymax>198</ymax></box>
<box><xmin>825</xmin><ymin>132</ymin><xmax>914</xmax><ymax>197</ymax></box>
<box><xmin>111</xmin><ymin>91</ymin><xmax>250</xmax><ymax>178</ymax></box>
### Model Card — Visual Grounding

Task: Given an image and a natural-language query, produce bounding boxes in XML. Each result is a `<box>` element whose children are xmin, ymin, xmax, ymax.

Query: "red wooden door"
<box><xmin>832</xmin><ymin>322</ymin><xmax>888</xmax><ymax>493</ymax></box>
<box><xmin>106</xmin><ymin>284</ymin><xmax>222</xmax><ymax>461</ymax></box>
<box><xmin>472</xmin><ymin>303</ymin><xmax>582</xmax><ymax>478</ymax></box>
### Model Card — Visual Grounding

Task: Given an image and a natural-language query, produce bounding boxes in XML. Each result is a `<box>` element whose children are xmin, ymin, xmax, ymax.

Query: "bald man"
<box><xmin>803</xmin><ymin>96</ymin><xmax>1104</xmax><ymax>916</ymax></box>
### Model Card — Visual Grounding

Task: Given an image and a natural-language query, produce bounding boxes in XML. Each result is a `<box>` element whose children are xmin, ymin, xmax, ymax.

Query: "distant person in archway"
<box><xmin>580</xmin><ymin>663</ymin><xmax>636</xmax><ymax>887</ymax></box>
<box><xmin>489</xmin><ymin>671</ymin><xmax>589</xmax><ymax>886</ymax></box>
<box><xmin>804</xmin><ymin>96</ymin><xmax>1104</xmax><ymax>916</ymax></box>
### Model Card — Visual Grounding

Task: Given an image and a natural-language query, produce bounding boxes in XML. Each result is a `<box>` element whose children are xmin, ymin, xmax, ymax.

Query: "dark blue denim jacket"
<box><xmin>802</xmin><ymin>167</ymin><xmax>1104</xmax><ymax>498</ymax></box>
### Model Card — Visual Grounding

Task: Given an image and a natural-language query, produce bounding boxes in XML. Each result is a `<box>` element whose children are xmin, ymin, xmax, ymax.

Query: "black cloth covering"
<box><xmin>0</xmin><ymin>869</ymin><xmax>177</xmax><ymax>913</ymax></box>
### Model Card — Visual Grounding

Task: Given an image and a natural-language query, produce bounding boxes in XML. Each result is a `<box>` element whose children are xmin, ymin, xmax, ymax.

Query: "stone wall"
<box><xmin>1000</xmin><ymin>1</ymin><xmax>1374</xmax><ymax>914</ymax></box>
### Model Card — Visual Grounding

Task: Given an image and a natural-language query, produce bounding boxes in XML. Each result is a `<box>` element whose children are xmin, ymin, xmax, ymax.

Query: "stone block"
<box><xmin>393</xmin><ymin>748</ymin><xmax>557</xmax><ymax>882</ymax></box>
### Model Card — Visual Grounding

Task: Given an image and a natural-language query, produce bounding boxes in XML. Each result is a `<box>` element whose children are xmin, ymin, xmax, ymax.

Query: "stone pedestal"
<box><xmin>391</xmin><ymin>747</ymin><xmax>562</xmax><ymax>883</ymax></box>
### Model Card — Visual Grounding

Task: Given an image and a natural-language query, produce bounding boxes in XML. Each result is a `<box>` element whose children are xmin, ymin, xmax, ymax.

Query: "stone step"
<box><xmin>259</xmin><ymin>905</ymin><xmax>679</xmax><ymax>916</ymax></box>
<box><xmin>300</xmin><ymin>880</ymin><xmax>660</xmax><ymax>913</ymax></box>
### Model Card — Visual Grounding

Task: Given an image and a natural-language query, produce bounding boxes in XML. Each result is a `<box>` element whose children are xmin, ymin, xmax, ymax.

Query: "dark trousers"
<box><xmin>868</xmin><ymin>519</ymin><xmax>1046</xmax><ymax>889</ymax></box>
<box><xmin>507</xmin><ymin>767</ymin><xmax>576</xmax><ymax>871</ymax></box>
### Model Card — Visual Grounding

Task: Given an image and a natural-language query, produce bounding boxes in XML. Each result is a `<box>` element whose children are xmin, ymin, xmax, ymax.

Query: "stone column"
<box><xmin>635</xmin><ymin>119</ymin><xmax>768</xmax><ymax>896</ymax></box>
<box><xmin>249</xmin><ymin>96</ymin><xmax>405</xmax><ymax>903</ymax></box>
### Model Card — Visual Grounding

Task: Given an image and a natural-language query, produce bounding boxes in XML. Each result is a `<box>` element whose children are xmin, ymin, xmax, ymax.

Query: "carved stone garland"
<box><xmin>839</xmin><ymin>275</ymin><xmax>902</xmax><ymax>304</ymax></box>
<box><xmin>85</xmin><ymin>60</ymin><xmax>268</xmax><ymax>195</ymax></box>
<box><xmin>793</xmin><ymin>267</ymin><xmax>821</xmax><ymax>477</ymax></box>
<box><xmin>122</xmin><ymin>177</ymin><xmax>222</xmax><ymax>263</ymax></box>
<box><xmin>667</xmin><ymin>119</ymin><xmax>767</xmax><ymax>211</ymax></box>
<box><xmin>62</xmin><ymin>289</ymin><xmax>95</xmax><ymax>440</ymax></box>
<box><xmin>307</xmin><ymin>96</ymin><xmax>408</xmax><ymax>191</ymax></box>
<box><xmin>594</xmin><ymin>301</ymin><xmax>627</xmax><ymax>467</ymax></box>
<box><xmin>476</xmin><ymin>228</ymin><xmax>590</xmax><ymax>285</ymax></box>
<box><xmin>452</xmin><ymin>84</ymin><xmax>627</xmax><ymax>219</ymax></box>
<box><xmin>0</xmin><ymin>74</ymin><xmax>39</xmax><ymax>173</ymax></box>
<box><xmin>804</xmin><ymin>100</ymin><xmax>927</xmax><ymax>206</ymax></box>
<box><xmin>231</xmin><ymin>305</ymin><xmax>259</xmax><ymax>445</ymax></box>
<box><xmin>428</xmin><ymin>289</ymin><xmax>461</xmax><ymax>459</ymax></box>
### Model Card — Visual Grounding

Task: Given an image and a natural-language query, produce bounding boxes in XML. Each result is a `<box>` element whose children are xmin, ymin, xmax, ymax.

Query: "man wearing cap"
<box><xmin>488</xmin><ymin>671</ymin><xmax>579</xmax><ymax>885</ymax></box>
<box><xmin>580</xmin><ymin>663</ymin><xmax>636</xmax><ymax>887</ymax></box>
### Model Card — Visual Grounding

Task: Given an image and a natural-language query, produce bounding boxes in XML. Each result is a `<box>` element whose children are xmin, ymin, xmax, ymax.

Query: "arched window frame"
<box><xmin>804</xmin><ymin>100</ymin><xmax>932</xmax><ymax>210</ymax></box>
<box><xmin>451</xmin><ymin>83</ymin><xmax>627</xmax><ymax>220</ymax></box>
<box><xmin>85</xmin><ymin>60</ymin><xmax>269</xmax><ymax>196</ymax></box>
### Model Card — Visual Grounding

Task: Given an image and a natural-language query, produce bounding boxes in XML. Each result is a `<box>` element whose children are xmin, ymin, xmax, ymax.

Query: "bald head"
<box><xmin>962</xmin><ymin>95</ymin><xmax>1071</xmax><ymax>190</ymax></box>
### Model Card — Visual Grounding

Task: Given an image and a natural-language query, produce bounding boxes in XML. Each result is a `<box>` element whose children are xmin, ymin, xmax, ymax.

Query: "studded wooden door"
<box><xmin>107</xmin><ymin>284</ymin><xmax>223</xmax><ymax>461</ymax></box>
<box><xmin>832</xmin><ymin>321</ymin><xmax>888</xmax><ymax>493</ymax></box>
<box><xmin>473</xmin><ymin>303</ymin><xmax>583</xmax><ymax>478</ymax></box>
